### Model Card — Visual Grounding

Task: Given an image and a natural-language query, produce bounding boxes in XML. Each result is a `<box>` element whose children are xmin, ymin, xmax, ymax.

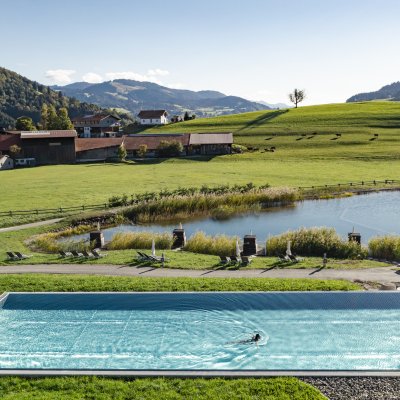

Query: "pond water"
<box><xmin>71</xmin><ymin>191</ymin><xmax>400</xmax><ymax>244</ymax></box>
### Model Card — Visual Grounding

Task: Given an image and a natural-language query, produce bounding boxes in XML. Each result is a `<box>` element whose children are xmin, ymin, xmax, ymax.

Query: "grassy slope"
<box><xmin>1</xmin><ymin>102</ymin><xmax>399</xmax><ymax>216</ymax></box>
<box><xmin>0</xmin><ymin>377</ymin><xmax>326</xmax><ymax>400</ymax></box>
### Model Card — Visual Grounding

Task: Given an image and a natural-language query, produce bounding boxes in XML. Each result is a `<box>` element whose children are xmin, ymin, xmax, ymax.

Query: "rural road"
<box><xmin>0</xmin><ymin>264</ymin><xmax>399</xmax><ymax>284</ymax></box>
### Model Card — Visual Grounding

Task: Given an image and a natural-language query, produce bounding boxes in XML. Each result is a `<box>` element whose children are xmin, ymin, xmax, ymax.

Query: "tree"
<box><xmin>46</xmin><ymin>105</ymin><xmax>58</xmax><ymax>129</ymax></box>
<box><xmin>183</xmin><ymin>111</ymin><xmax>190</xmax><ymax>121</ymax></box>
<box><xmin>40</xmin><ymin>104</ymin><xmax>49</xmax><ymax>129</ymax></box>
<box><xmin>157</xmin><ymin>140</ymin><xmax>184</xmax><ymax>157</ymax></box>
<box><xmin>15</xmin><ymin>116</ymin><xmax>35</xmax><ymax>131</ymax></box>
<box><xmin>137</xmin><ymin>144</ymin><xmax>148</xmax><ymax>158</ymax></box>
<box><xmin>56</xmin><ymin>107</ymin><xmax>73</xmax><ymax>130</ymax></box>
<box><xmin>117</xmin><ymin>143</ymin><xmax>127</xmax><ymax>161</ymax></box>
<box><xmin>9</xmin><ymin>144</ymin><xmax>21</xmax><ymax>159</ymax></box>
<box><xmin>288</xmin><ymin>89</ymin><xmax>306</xmax><ymax>108</ymax></box>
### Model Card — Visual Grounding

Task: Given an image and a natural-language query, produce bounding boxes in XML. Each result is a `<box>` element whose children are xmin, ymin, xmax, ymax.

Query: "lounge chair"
<box><xmin>91</xmin><ymin>249</ymin><xmax>105</xmax><ymax>258</ymax></box>
<box><xmin>230</xmin><ymin>256</ymin><xmax>242</xmax><ymax>264</ymax></box>
<box><xmin>288</xmin><ymin>254</ymin><xmax>303</xmax><ymax>262</ymax></box>
<box><xmin>59</xmin><ymin>250</ymin><xmax>72</xmax><ymax>258</ymax></box>
<box><xmin>71</xmin><ymin>250</ymin><xmax>84</xmax><ymax>257</ymax></box>
<box><xmin>277</xmin><ymin>254</ymin><xmax>291</xmax><ymax>262</ymax></box>
<box><xmin>14</xmin><ymin>251</ymin><xmax>31</xmax><ymax>260</ymax></box>
<box><xmin>82</xmin><ymin>250</ymin><xmax>95</xmax><ymax>258</ymax></box>
<box><xmin>241</xmin><ymin>256</ymin><xmax>252</xmax><ymax>266</ymax></box>
<box><xmin>6</xmin><ymin>252</ymin><xmax>19</xmax><ymax>261</ymax></box>
<box><xmin>220</xmin><ymin>256</ymin><xmax>231</xmax><ymax>264</ymax></box>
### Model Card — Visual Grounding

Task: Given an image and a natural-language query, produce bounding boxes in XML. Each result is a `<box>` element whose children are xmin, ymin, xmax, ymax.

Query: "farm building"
<box><xmin>72</xmin><ymin>113</ymin><xmax>121</xmax><ymax>138</ymax></box>
<box><xmin>75</xmin><ymin>138</ymin><xmax>124</xmax><ymax>162</ymax></box>
<box><xmin>5</xmin><ymin>130</ymin><xmax>77</xmax><ymax>165</ymax></box>
<box><xmin>0</xmin><ymin>155</ymin><xmax>14</xmax><ymax>170</ymax></box>
<box><xmin>188</xmin><ymin>133</ymin><xmax>233</xmax><ymax>155</ymax></box>
<box><xmin>137</xmin><ymin>110</ymin><xmax>168</xmax><ymax>125</ymax></box>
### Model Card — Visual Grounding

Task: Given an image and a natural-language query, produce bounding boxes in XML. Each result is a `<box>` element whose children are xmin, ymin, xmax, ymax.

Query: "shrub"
<box><xmin>368</xmin><ymin>236</ymin><xmax>400</xmax><ymax>261</ymax></box>
<box><xmin>266</xmin><ymin>227</ymin><xmax>366</xmax><ymax>259</ymax></box>
<box><xmin>107</xmin><ymin>232</ymin><xmax>173</xmax><ymax>250</ymax></box>
<box><xmin>183</xmin><ymin>231</ymin><xmax>237</xmax><ymax>256</ymax></box>
<box><xmin>157</xmin><ymin>140</ymin><xmax>184</xmax><ymax>157</ymax></box>
<box><xmin>137</xmin><ymin>144</ymin><xmax>147</xmax><ymax>158</ymax></box>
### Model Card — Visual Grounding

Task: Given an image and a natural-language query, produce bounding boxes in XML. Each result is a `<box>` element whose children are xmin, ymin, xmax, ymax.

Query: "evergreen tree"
<box><xmin>183</xmin><ymin>111</ymin><xmax>190</xmax><ymax>121</ymax></box>
<box><xmin>117</xmin><ymin>144</ymin><xmax>127</xmax><ymax>161</ymax></box>
<box><xmin>56</xmin><ymin>107</ymin><xmax>73</xmax><ymax>129</ymax></box>
<box><xmin>40</xmin><ymin>104</ymin><xmax>48</xmax><ymax>129</ymax></box>
<box><xmin>47</xmin><ymin>105</ymin><xmax>58</xmax><ymax>129</ymax></box>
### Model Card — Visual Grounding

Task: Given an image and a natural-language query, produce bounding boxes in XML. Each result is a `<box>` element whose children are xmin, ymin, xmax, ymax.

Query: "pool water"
<box><xmin>1</xmin><ymin>292</ymin><xmax>400</xmax><ymax>371</ymax></box>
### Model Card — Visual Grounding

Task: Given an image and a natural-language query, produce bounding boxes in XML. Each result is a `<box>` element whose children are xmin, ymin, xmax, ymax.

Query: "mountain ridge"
<box><xmin>52</xmin><ymin>79</ymin><xmax>271</xmax><ymax>117</ymax></box>
<box><xmin>347</xmin><ymin>81</ymin><xmax>400</xmax><ymax>102</ymax></box>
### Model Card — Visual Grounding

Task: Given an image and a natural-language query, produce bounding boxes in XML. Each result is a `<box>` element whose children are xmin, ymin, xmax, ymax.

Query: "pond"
<box><xmin>71</xmin><ymin>191</ymin><xmax>400</xmax><ymax>244</ymax></box>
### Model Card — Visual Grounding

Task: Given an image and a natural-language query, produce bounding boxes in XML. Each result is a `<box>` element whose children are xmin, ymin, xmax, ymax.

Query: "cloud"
<box><xmin>166</xmin><ymin>82</ymin><xmax>185</xmax><ymax>89</ymax></box>
<box><xmin>105</xmin><ymin>69</ymin><xmax>169</xmax><ymax>84</ymax></box>
<box><xmin>148</xmin><ymin>68</ymin><xmax>169</xmax><ymax>76</ymax></box>
<box><xmin>45</xmin><ymin>69</ymin><xmax>76</xmax><ymax>84</ymax></box>
<box><xmin>82</xmin><ymin>72</ymin><xmax>103</xmax><ymax>83</ymax></box>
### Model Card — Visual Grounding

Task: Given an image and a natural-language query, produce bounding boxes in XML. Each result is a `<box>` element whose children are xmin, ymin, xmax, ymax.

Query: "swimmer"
<box><xmin>228</xmin><ymin>333</ymin><xmax>262</xmax><ymax>346</ymax></box>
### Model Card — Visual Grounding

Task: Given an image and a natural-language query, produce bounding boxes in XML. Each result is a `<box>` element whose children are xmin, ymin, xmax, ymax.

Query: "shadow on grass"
<box><xmin>237</xmin><ymin>110</ymin><xmax>288</xmax><ymax>132</ymax></box>
<box><xmin>309</xmin><ymin>266</ymin><xmax>325</xmax><ymax>275</ymax></box>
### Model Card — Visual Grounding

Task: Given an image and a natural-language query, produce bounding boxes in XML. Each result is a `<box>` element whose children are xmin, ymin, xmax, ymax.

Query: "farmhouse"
<box><xmin>138</xmin><ymin>110</ymin><xmax>168</xmax><ymax>125</ymax></box>
<box><xmin>72</xmin><ymin>113</ymin><xmax>121</xmax><ymax>138</ymax></box>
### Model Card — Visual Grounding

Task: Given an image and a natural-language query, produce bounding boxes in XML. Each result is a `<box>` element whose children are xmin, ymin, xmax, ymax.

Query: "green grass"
<box><xmin>1</xmin><ymin>102</ymin><xmax>400</xmax><ymax>225</ymax></box>
<box><xmin>0</xmin><ymin>274</ymin><xmax>360</xmax><ymax>292</ymax></box>
<box><xmin>0</xmin><ymin>377</ymin><xmax>326</xmax><ymax>400</ymax></box>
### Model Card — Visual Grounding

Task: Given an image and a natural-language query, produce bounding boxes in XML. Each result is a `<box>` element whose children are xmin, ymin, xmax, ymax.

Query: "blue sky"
<box><xmin>1</xmin><ymin>0</ymin><xmax>400</xmax><ymax>105</ymax></box>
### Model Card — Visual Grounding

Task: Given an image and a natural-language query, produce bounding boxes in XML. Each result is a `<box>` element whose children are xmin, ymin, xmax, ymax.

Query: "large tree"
<box><xmin>288</xmin><ymin>89</ymin><xmax>306</xmax><ymax>108</ymax></box>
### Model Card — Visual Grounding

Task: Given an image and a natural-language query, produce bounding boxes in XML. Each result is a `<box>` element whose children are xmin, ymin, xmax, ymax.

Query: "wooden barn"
<box><xmin>13</xmin><ymin>130</ymin><xmax>77</xmax><ymax>165</ymax></box>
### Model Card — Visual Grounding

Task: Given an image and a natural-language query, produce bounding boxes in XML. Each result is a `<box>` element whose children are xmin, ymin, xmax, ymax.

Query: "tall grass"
<box><xmin>183</xmin><ymin>232</ymin><xmax>237</xmax><ymax>256</ymax></box>
<box><xmin>122</xmin><ymin>187</ymin><xmax>298</xmax><ymax>222</ymax></box>
<box><xmin>107</xmin><ymin>232</ymin><xmax>173</xmax><ymax>250</ymax></box>
<box><xmin>368</xmin><ymin>236</ymin><xmax>400</xmax><ymax>261</ymax></box>
<box><xmin>266</xmin><ymin>227</ymin><xmax>366</xmax><ymax>259</ymax></box>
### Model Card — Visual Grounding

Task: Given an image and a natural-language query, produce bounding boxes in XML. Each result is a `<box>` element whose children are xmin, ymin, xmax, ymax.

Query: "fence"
<box><xmin>1</xmin><ymin>179</ymin><xmax>399</xmax><ymax>218</ymax></box>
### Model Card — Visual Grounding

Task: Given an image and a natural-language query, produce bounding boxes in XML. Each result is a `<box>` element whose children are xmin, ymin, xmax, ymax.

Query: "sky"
<box><xmin>1</xmin><ymin>0</ymin><xmax>400</xmax><ymax>105</ymax></box>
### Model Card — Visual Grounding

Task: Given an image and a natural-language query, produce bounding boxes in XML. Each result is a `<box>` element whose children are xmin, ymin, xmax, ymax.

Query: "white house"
<box><xmin>137</xmin><ymin>110</ymin><xmax>168</xmax><ymax>125</ymax></box>
<box><xmin>0</xmin><ymin>155</ymin><xmax>14</xmax><ymax>170</ymax></box>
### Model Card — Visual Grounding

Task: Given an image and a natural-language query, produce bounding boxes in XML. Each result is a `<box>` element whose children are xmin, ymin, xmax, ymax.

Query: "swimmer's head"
<box><xmin>254</xmin><ymin>333</ymin><xmax>261</xmax><ymax>341</ymax></box>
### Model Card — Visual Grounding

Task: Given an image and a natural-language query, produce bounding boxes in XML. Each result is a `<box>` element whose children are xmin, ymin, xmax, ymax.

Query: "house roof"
<box><xmin>72</xmin><ymin>114</ymin><xmax>121</xmax><ymax>123</ymax></box>
<box><xmin>123</xmin><ymin>134</ymin><xmax>189</xmax><ymax>151</ymax></box>
<box><xmin>0</xmin><ymin>134</ymin><xmax>22</xmax><ymax>151</ymax></box>
<box><xmin>75</xmin><ymin>138</ymin><xmax>123</xmax><ymax>152</ymax></box>
<box><xmin>137</xmin><ymin>110</ymin><xmax>168</xmax><ymax>119</ymax></box>
<box><xmin>189</xmin><ymin>132</ymin><xmax>233</xmax><ymax>145</ymax></box>
<box><xmin>16</xmin><ymin>130</ymin><xmax>78</xmax><ymax>139</ymax></box>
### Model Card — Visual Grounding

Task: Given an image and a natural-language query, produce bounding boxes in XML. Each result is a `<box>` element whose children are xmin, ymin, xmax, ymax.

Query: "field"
<box><xmin>1</xmin><ymin>102</ymin><xmax>400</xmax><ymax>218</ymax></box>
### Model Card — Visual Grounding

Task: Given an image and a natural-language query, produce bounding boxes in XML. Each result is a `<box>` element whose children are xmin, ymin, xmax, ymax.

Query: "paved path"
<box><xmin>0</xmin><ymin>264</ymin><xmax>399</xmax><ymax>283</ymax></box>
<box><xmin>0</xmin><ymin>218</ymin><xmax>63</xmax><ymax>233</ymax></box>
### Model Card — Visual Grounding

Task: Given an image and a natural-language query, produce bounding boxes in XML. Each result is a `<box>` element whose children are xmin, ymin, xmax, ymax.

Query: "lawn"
<box><xmin>0</xmin><ymin>377</ymin><xmax>326</xmax><ymax>400</ymax></box>
<box><xmin>0</xmin><ymin>274</ymin><xmax>360</xmax><ymax>291</ymax></box>
<box><xmin>1</xmin><ymin>102</ymin><xmax>400</xmax><ymax>223</ymax></box>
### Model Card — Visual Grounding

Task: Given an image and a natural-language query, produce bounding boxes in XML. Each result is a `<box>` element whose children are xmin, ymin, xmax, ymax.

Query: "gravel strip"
<box><xmin>301</xmin><ymin>377</ymin><xmax>400</xmax><ymax>400</ymax></box>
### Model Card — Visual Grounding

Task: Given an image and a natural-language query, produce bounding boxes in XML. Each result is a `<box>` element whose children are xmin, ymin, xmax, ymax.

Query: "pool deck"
<box><xmin>0</xmin><ymin>264</ymin><xmax>399</xmax><ymax>284</ymax></box>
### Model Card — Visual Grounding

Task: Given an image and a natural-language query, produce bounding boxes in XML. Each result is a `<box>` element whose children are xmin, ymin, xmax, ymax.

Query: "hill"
<box><xmin>346</xmin><ymin>81</ymin><xmax>400</xmax><ymax>102</ymax></box>
<box><xmin>0</xmin><ymin>67</ymin><xmax>113</xmax><ymax>128</ymax></box>
<box><xmin>52</xmin><ymin>79</ymin><xmax>271</xmax><ymax>118</ymax></box>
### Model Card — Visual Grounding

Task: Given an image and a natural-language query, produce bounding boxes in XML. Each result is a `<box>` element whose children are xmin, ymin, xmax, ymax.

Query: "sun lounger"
<box><xmin>59</xmin><ymin>250</ymin><xmax>72</xmax><ymax>258</ymax></box>
<box><xmin>278</xmin><ymin>254</ymin><xmax>291</xmax><ymax>262</ymax></box>
<box><xmin>230</xmin><ymin>256</ymin><xmax>242</xmax><ymax>264</ymax></box>
<box><xmin>6</xmin><ymin>252</ymin><xmax>19</xmax><ymax>261</ymax></box>
<box><xmin>82</xmin><ymin>250</ymin><xmax>95</xmax><ymax>258</ymax></box>
<box><xmin>220</xmin><ymin>256</ymin><xmax>231</xmax><ymax>264</ymax></box>
<box><xmin>71</xmin><ymin>250</ymin><xmax>84</xmax><ymax>257</ymax></box>
<box><xmin>241</xmin><ymin>256</ymin><xmax>252</xmax><ymax>266</ymax></box>
<box><xmin>288</xmin><ymin>254</ymin><xmax>303</xmax><ymax>262</ymax></box>
<box><xmin>91</xmin><ymin>249</ymin><xmax>105</xmax><ymax>258</ymax></box>
<box><xmin>14</xmin><ymin>251</ymin><xmax>31</xmax><ymax>260</ymax></box>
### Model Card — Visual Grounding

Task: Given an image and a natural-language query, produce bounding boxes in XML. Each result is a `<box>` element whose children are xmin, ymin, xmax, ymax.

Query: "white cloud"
<box><xmin>166</xmin><ymin>82</ymin><xmax>185</xmax><ymax>89</ymax></box>
<box><xmin>45</xmin><ymin>69</ymin><xmax>76</xmax><ymax>84</ymax></box>
<box><xmin>82</xmin><ymin>72</ymin><xmax>103</xmax><ymax>83</ymax></box>
<box><xmin>148</xmin><ymin>68</ymin><xmax>169</xmax><ymax>77</ymax></box>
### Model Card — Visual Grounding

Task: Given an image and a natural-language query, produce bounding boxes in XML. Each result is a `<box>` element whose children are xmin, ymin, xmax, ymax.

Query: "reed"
<box><xmin>122</xmin><ymin>187</ymin><xmax>298</xmax><ymax>223</ymax></box>
<box><xmin>107</xmin><ymin>232</ymin><xmax>173</xmax><ymax>250</ymax></box>
<box><xmin>368</xmin><ymin>236</ymin><xmax>400</xmax><ymax>261</ymax></box>
<box><xmin>266</xmin><ymin>227</ymin><xmax>366</xmax><ymax>259</ymax></box>
<box><xmin>183</xmin><ymin>231</ymin><xmax>237</xmax><ymax>257</ymax></box>
<box><xmin>31</xmin><ymin>232</ymin><xmax>92</xmax><ymax>253</ymax></box>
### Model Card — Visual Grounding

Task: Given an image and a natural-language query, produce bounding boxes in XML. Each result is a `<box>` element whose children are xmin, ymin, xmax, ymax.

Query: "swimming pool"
<box><xmin>1</xmin><ymin>292</ymin><xmax>400</xmax><ymax>372</ymax></box>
